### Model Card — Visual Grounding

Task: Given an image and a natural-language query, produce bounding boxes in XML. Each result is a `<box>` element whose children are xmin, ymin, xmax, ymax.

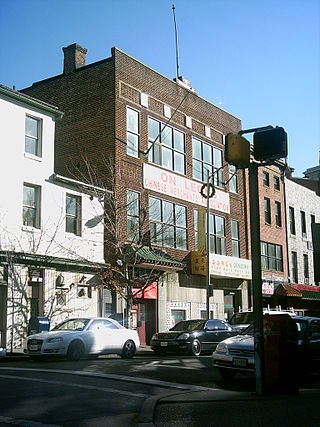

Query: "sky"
<box><xmin>1</xmin><ymin>0</ymin><xmax>319</xmax><ymax>176</ymax></box>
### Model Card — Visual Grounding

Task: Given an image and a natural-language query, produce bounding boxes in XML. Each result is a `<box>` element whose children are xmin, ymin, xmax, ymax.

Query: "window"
<box><xmin>261</xmin><ymin>242</ymin><xmax>283</xmax><ymax>272</ymax></box>
<box><xmin>148</xmin><ymin>117</ymin><xmax>185</xmax><ymax>174</ymax></box>
<box><xmin>127</xmin><ymin>191</ymin><xmax>140</xmax><ymax>242</ymax></box>
<box><xmin>126</xmin><ymin>107</ymin><xmax>140</xmax><ymax>158</ymax></box>
<box><xmin>291</xmin><ymin>251</ymin><xmax>298</xmax><ymax>283</ymax></box>
<box><xmin>25</xmin><ymin>115</ymin><xmax>42</xmax><ymax>157</ymax></box>
<box><xmin>231</xmin><ymin>220</ymin><xmax>240</xmax><ymax>257</ymax></box>
<box><xmin>192</xmin><ymin>137</ymin><xmax>223</xmax><ymax>187</ymax></box>
<box><xmin>289</xmin><ymin>207</ymin><xmax>296</xmax><ymax>235</ymax></box>
<box><xmin>229</xmin><ymin>165</ymin><xmax>238</xmax><ymax>193</ymax></box>
<box><xmin>264</xmin><ymin>198</ymin><xmax>271</xmax><ymax>224</ymax></box>
<box><xmin>274</xmin><ymin>175</ymin><xmax>280</xmax><ymax>190</ymax></box>
<box><xmin>23</xmin><ymin>183</ymin><xmax>41</xmax><ymax>228</ymax></box>
<box><xmin>301</xmin><ymin>211</ymin><xmax>307</xmax><ymax>237</ymax></box>
<box><xmin>66</xmin><ymin>194</ymin><xmax>81</xmax><ymax>236</ymax></box>
<box><xmin>149</xmin><ymin>197</ymin><xmax>188</xmax><ymax>250</ymax></box>
<box><xmin>275</xmin><ymin>201</ymin><xmax>282</xmax><ymax>227</ymax></box>
<box><xmin>194</xmin><ymin>210</ymin><xmax>226</xmax><ymax>255</ymax></box>
<box><xmin>311</xmin><ymin>214</ymin><xmax>315</xmax><ymax>224</ymax></box>
<box><xmin>200</xmin><ymin>310</ymin><xmax>214</xmax><ymax>320</ymax></box>
<box><xmin>303</xmin><ymin>254</ymin><xmax>309</xmax><ymax>284</ymax></box>
<box><xmin>262</xmin><ymin>171</ymin><xmax>269</xmax><ymax>186</ymax></box>
<box><xmin>171</xmin><ymin>309</ymin><xmax>186</xmax><ymax>326</ymax></box>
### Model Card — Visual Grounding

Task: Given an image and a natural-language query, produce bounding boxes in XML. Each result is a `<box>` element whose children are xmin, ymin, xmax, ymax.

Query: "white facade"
<box><xmin>285</xmin><ymin>177</ymin><xmax>320</xmax><ymax>285</ymax></box>
<box><xmin>0</xmin><ymin>85</ymin><xmax>105</xmax><ymax>350</ymax></box>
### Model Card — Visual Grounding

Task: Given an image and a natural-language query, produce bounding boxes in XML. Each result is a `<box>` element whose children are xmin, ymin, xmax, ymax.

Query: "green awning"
<box><xmin>302</xmin><ymin>290</ymin><xmax>320</xmax><ymax>301</ymax></box>
<box><xmin>135</xmin><ymin>246</ymin><xmax>185</xmax><ymax>270</ymax></box>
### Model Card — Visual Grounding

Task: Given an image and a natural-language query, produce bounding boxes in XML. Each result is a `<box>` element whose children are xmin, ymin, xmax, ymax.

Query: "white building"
<box><xmin>0</xmin><ymin>84</ymin><xmax>106</xmax><ymax>351</ymax></box>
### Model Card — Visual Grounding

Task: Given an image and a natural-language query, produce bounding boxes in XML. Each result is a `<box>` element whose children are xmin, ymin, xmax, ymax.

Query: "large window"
<box><xmin>66</xmin><ymin>194</ymin><xmax>81</xmax><ymax>235</ymax></box>
<box><xmin>127</xmin><ymin>190</ymin><xmax>140</xmax><ymax>242</ymax></box>
<box><xmin>291</xmin><ymin>251</ymin><xmax>298</xmax><ymax>283</ymax></box>
<box><xmin>149</xmin><ymin>197</ymin><xmax>187</xmax><ymax>250</ymax></box>
<box><xmin>25</xmin><ymin>115</ymin><xmax>42</xmax><ymax>157</ymax></box>
<box><xmin>126</xmin><ymin>107</ymin><xmax>140</xmax><ymax>158</ymax></box>
<box><xmin>23</xmin><ymin>183</ymin><xmax>41</xmax><ymax>228</ymax></box>
<box><xmin>231</xmin><ymin>220</ymin><xmax>240</xmax><ymax>257</ymax></box>
<box><xmin>289</xmin><ymin>206</ymin><xmax>296</xmax><ymax>235</ymax></box>
<box><xmin>192</xmin><ymin>137</ymin><xmax>223</xmax><ymax>187</ymax></box>
<box><xmin>194</xmin><ymin>209</ymin><xmax>226</xmax><ymax>255</ymax></box>
<box><xmin>229</xmin><ymin>165</ymin><xmax>238</xmax><ymax>193</ymax></box>
<box><xmin>261</xmin><ymin>242</ymin><xmax>283</xmax><ymax>272</ymax></box>
<box><xmin>275</xmin><ymin>201</ymin><xmax>282</xmax><ymax>227</ymax></box>
<box><xmin>303</xmin><ymin>254</ymin><xmax>309</xmax><ymax>284</ymax></box>
<box><xmin>301</xmin><ymin>210</ymin><xmax>307</xmax><ymax>237</ymax></box>
<box><xmin>148</xmin><ymin>117</ymin><xmax>185</xmax><ymax>174</ymax></box>
<box><xmin>264</xmin><ymin>198</ymin><xmax>271</xmax><ymax>224</ymax></box>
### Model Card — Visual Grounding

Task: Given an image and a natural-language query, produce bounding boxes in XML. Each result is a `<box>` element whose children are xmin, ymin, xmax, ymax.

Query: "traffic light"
<box><xmin>225</xmin><ymin>133</ymin><xmax>250</xmax><ymax>168</ymax></box>
<box><xmin>253</xmin><ymin>127</ymin><xmax>287</xmax><ymax>162</ymax></box>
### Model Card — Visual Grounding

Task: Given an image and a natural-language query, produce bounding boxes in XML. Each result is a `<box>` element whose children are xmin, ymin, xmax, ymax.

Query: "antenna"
<box><xmin>172</xmin><ymin>3</ymin><xmax>180</xmax><ymax>80</ymax></box>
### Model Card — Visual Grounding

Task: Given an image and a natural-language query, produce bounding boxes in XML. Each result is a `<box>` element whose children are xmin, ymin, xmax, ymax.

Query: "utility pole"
<box><xmin>206</xmin><ymin>170</ymin><xmax>211</xmax><ymax>319</ymax></box>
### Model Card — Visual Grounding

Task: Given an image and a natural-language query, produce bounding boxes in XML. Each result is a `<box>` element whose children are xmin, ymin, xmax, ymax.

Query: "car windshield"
<box><xmin>241</xmin><ymin>324</ymin><xmax>254</xmax><ymax>335</ymax></box>
<box><xmin>171</xmin><ymin>320</ymin><xmax>206</xmax><ymax>331</ymax></box>
<box><xmin>53</xmin><ymin>318</ymin><xmax>90</xmax><ymax>331</ymax></box>
<box><xmin>229</xmin><ymin>312</ymin><xmax>253</xmax><ymax>326</ymax></box>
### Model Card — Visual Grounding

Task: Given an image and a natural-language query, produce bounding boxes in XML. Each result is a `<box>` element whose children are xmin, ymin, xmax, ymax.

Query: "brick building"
<box><xmin>23</xmin><ymin>43</ymin><xmax>252</xmax><ymax>344</ymax></box>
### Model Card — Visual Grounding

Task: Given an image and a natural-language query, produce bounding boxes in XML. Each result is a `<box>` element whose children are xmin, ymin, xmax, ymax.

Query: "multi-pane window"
<box><xmin>126</xmin><ymin>107</ymin><xmax>140</xmax><ymax>158</ymax></box>
<box><xmin>23</xmin><ymin>183</ymin><xmax>41</xmax><ymax>228</ymax></box>
<box><xmin>291</xmin><ymin>251</ymin><xmax>298</xmax><ymax>283</ymax></box>
<box><xmin>229</xmin><ymin>165</ymin><xmax>238</xmax><ymax>193</ymax></box>
<box><xmin>264</xmin><ymin>198</ymin><xmax>271</xmax><ymax>224</ymax></box>
<box><xmin>193</xmin><ymin>210</ymin><xmax>226</xmax><ymax>255</ymax></box>
<box><xmin>262</xmin><ymin>171</ymin><xmax>269</xmax><ymax>186</ymax></box>
<box><xmin>289</xmin><ymin>206</ymin><xmax>296</xmax><ymax>235</ymax></box>
<box><xmin>66</xmin><ymin>194</ymin><xmax>81</xmax><ymax>236</ymax></box>
<box><xmin>261</xmin><ymin>242</ymin><xmax>283</xmax><ymax>272</ymax></box>
<box><xmin>231</xmin><ymin>220</ymin><xmax>240</xmax><ymax>257</ymax></box>
<box><xmin>274</xmin><ymin>175</ymin><xmax>280</xmax><ymax>191</ymax></box>
<box><xmin>275</xmin><ymin>201</ymin><xmax>282</xmax><ymax>227</ymax></box>
<box><xmin>149</xmin><ymin>197</ymin><xmax>187</xmax><ymax>250</ymax></box>
<box><xmin>301</xmin><ymin>211</ymin><xmax>307</xmax><ymax>237</ymax></box>
<box><xmin>25</xmin><ymin>115</ymin><xmax>42</xmax><ymax>157</ymax></box>
<box><xmin>192</xmin><ymin>137</ymin><xmax>223</xmax><ymax>187</ymax></box>
<box><xmin>148</xmin><ymin>117</ymin><xmax>185</xmax><ymax>174</ymax></box>
<box><xmin>303</xmin><ymin>254</ymin><xmax>309</xmax><ymax>284</ymax></box>
<box><xmin>127</xmin><ymin>190</ymin><xmax>140</xmax><ymax>242</ymax></box>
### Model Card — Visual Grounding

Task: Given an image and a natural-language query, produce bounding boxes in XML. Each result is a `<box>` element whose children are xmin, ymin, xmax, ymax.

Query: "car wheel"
<box><xmin>190</xmin><ymin>339</ymin><xmax>201</xmax><ymax>356</ymax></box>
<box><xmin>121</xmin><ymin>340</ymin><xmax>136</xmax><ymax>359</ymax></box>
<box><xmin>219</xmin><ymin>368</ymin><xmax>236</xmax><ymax>380</ymax></box>
<box><xmin>67</xmin><ymin>341</ymin><xmax>84</xmax><ymax>361</ymax></box>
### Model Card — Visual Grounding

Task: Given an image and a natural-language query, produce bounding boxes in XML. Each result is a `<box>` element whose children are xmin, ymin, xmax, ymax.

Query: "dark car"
<box><xmin>150</xmin><ymin>319</ymin><xmax>237</xmax><ymax>356</ymax></box>
<box><xmin>294</xmin><ymin>316</ymin><xmax>320</xmax><ymax>367</ymax></box>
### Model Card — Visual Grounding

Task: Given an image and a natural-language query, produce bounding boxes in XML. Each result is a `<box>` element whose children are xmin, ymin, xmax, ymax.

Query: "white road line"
<box><xmin>0</xmin><ymin>367</ymin><xmax>217</xmax><ymax>391</ymax></box>
<box><xmin>0</xmin><ymin>415</ymin><xmax>61</xmax><ymax>427</ymax></box>
<box><xmin>0</xmin><ymin>374</ymin><xmax>147</xmax><ymax>398</ymax></box>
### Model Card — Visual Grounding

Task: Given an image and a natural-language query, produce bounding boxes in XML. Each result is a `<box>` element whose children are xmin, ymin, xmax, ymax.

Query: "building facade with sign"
<box><xmin>0</xmin><ymin>84</ymin><xmax>105</xmax><ymax>351</ymax></box>
<box><xmin>23</xmin><ymin>44</ymin><xmax>252</xmax><ymax>342</ymax></box>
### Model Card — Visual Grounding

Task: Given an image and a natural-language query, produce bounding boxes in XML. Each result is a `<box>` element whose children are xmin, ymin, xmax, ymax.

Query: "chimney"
<box><xmin>62</xmin><ymin>43</ymin><xmax>87</xmax><ymax>74</ymax></box>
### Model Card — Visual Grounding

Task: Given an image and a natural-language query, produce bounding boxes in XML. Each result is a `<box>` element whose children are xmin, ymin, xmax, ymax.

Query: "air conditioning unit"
<box><xmin>307</xmin><ymin>241</ymin><xmax>313</xmax><ymax>250</ymax></box>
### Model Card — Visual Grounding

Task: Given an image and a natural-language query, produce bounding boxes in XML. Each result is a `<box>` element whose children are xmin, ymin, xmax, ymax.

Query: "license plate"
<box><xmin>160</xmin><ymin>342</ymin><xmax>168</xmax><ymax>347</ymax></box>
<box><xmin>233</xmin><ymin>357</ymin><xmax>247</xmax><ymax>367</ymax></box>
<box><xmin>30</xmin><ymin>345</ymin><xmax>39</xmax><ymax>351</ymax></box>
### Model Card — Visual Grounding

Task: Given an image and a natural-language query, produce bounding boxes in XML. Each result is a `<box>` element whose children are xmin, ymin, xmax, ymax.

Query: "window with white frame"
<box><xmin>66</xmin><ymin>194</ymin><xmax>81</xmax><ymax>236</ymax></box>
<box><xmin>25</xmin><ymin>115</ymin><xmax>42</xmax><ymax>157</ymax></box>
<box><xmin>149</xmin><ymin>197</ymin><xmax>188</xmax><ymax>250</ymax></box>
<box><xmin>192</xmin><ymin>137</ymin><xmax>223</xmax><ymax>187</ymax></box>
<box><xmin>23</xmin><ymin>183</ymin><xmax>41</xmax><ymax>228</ymax></box>
<box><xmin>231</xmin><ymin>219</ymin><xmax>240</xmax><ymax>257</ymax></box>
<box><xmin>193</xmin><ymin>209</ymin><xmax>226</xmax><ymax>255</ymax></box>
<box><xmin>126</xmin><ymin>107</ymin><xmax>140</xmax><ymax>158</ymax></box>
<box><xmin>148</xmin><ymin>117</ymin><xmax>185</xmax><ymax>174</ymax></box>
<box><xmin>127</xmin><ymin>190</ymin><xmax>140</xmax><ymax>242</ymax></box>
<box><xmin>229</xmin><ymin>165</ymin><xmax>238</xmax><ymax>193</ymax></box>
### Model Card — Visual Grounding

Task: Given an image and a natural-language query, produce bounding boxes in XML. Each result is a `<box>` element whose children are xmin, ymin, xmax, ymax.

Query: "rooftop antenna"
<box><xmin>172</xmin><ymin>3</ymin><xmax>180</xmax><ymax>80</ymax></box>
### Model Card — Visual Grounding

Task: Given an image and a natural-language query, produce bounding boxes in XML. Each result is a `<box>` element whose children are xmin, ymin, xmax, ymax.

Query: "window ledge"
<box><xmin>22</xmin><ymin>225</ymin><xmax>41</xmax><ymax>233</ymax></box>
<box><xmin>24</xmin><ymin>152</ymin><xmax>42</xmax><ymax>162</ymax></box>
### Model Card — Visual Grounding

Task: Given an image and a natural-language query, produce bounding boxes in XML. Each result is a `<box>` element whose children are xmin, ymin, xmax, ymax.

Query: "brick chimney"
<box><xmin>62</xmin><ymin>43</ymin><xmax>87</xmax><ymax>74</ymax></box>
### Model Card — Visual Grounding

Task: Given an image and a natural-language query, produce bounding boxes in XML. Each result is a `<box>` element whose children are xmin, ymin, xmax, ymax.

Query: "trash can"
<box><xmin>28</xmin><ymin>316</ymin><xmax>50</xmax><ymax>335</ymax></box>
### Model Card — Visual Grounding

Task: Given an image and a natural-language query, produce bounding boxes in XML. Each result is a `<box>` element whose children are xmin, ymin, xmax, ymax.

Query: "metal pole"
<box><xmin>206</xmin><ymin>170</ymin><xmax>210</xmax><ymax>319</ymax></box>
<box><xmin>248</xmin><ymin>162</ymin><xmax>265</xmax><ymax>395</ymax></box>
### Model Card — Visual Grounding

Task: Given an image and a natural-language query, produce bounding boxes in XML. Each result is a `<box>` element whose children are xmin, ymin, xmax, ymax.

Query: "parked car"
<box><xmin>23</xmin><ymin>317</ymin><xmax>140</xmax><ymax>360</ymax></box>
<box><xmin>212</xmin><ymin>315</ymin><xmax>320</xmax><ymax>379</ymax></box>
<box><xmin>228</xmin><ymin>308</ymin><xmax>297</xmax><ymax>332</ymax></box>
<box><xmin>150</xmin><ymin>319</ymin><xmax>238</xmax><ymax>356</ymax></box>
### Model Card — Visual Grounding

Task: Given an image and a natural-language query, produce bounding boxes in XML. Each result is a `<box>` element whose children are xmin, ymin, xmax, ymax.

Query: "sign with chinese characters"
<box><xmin>191</xmin><ymin>251</ymin><xmax>206</xmax><ymax>276</ymax></box>
<box><xmin>262</xmin><ymin>282</ymin><xmax>274</xmax><ymax>295</ymax></box>
<box><xmin>209</xmin><ymin>254</ymin><xmax>252</xmax><ymax>279</ymax></box>
<box><xmin>143</xmin><ymin>164</ymin><xmax>230</xmax><ymax>214</ymax></box>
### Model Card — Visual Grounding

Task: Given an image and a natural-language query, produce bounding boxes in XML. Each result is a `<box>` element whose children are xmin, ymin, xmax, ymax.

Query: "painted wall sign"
<box><xmin>143</xmin><ymin>164</ymin><xmax>230</xmax><ymax>214</ymax></box>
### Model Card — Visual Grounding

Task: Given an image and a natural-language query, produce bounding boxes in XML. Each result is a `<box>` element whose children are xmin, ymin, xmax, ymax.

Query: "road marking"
<box><xmin>0</xmin><ymin>367</ymin><xmax>216</xmax><ymax>391</ymax></box>
<box><xmin>0</xmin><ymin>415</ymin><xmax>61</xmax><ymax>427</ymax></box>
<box><xmin>0</xmin><ymin>373</ymin><xmax>147</xmax><ymax>398</ymax></box>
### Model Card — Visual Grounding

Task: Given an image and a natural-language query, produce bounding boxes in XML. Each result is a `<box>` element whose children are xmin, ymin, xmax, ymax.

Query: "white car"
<box><xmin>23</xmin><ymin>317</ymin><xmax>140</xmax><ymax>360</ymax></box>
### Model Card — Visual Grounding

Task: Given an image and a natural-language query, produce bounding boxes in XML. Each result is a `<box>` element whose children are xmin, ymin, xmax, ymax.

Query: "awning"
<box><xmin>275</xmin><ymin>284</ymin><xmax>302</xmax><ymax>297</ymax></box>
<box><xmin>301</xmin><ymin>290</ymin><xmax>320</xmax><ymax>301</ymax></box>
<box><xmin>292</xmin><ymin>284</ymin><xmax>320</xmax><ymax>293</ymax></box>
<box><xmin>133</xmin><ymin>246</ymin><xmax>185</xmax><ymax>271</ymax></box>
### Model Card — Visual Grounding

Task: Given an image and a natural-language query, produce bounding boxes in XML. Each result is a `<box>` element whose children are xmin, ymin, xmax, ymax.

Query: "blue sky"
<box><xmin>1</xmin><ymin>0</ymin><xmax>319</xmax><ymax>176</ymax></box>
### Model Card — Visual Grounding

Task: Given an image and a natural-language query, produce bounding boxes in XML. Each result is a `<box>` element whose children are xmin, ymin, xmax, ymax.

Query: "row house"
<box><xmin>23</xmin><ymin>43</ymin><xmax>252</xmax><ymax>344</ymax></box>
<box><xmin>0</xmin><ymin>84</ymin><xmax>106</xmax><ymax>351</ymax></box>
